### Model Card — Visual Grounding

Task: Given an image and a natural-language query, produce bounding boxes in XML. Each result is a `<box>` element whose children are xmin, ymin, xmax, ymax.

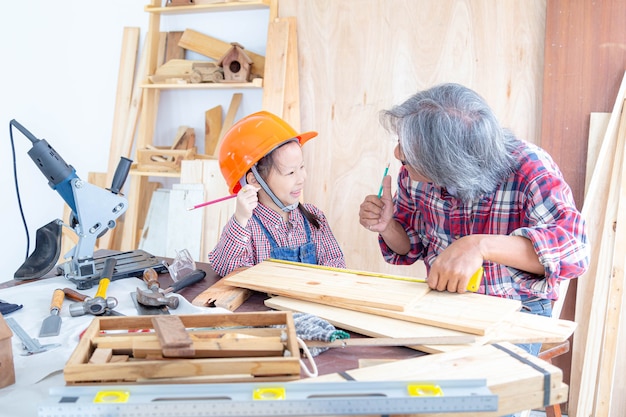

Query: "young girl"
<box><xmin>209</xmin><ymin>111</ymin><xmax>346</xmax><ymax>276</ymax></box>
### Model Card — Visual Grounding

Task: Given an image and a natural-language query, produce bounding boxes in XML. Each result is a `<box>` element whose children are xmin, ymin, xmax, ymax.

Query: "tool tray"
<box><xmin>64</xmin><ymin>311</ymin><xmax>301</xmax><ymax>385</ymax></box>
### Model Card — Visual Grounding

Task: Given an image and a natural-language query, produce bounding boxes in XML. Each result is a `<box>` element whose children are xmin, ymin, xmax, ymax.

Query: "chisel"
<box><xmin>39</xmin><ymin>288</ymin><xmax>65</xmax><ymax>337</ymax></box>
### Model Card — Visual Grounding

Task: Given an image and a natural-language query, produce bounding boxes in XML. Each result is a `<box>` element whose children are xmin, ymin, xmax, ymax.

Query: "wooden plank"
<box><xmin>166</xmin><ymin>183</ymin><xmax>204</xmax><ymax>259</ymax></box>
<box><xmin>164</xmin><ymin>31</ymin><xmax>185</xmax><ymax>62</ymax></box>
<box><xmin>204</xmin><ymin>105</ymin><xmax>223</xmax><ymax>156</ymax></box>
<box><xmin>192</xmin><ymin>271</ymin><xmax>252</xmax><ymax>311</ymax></box>
<box><xmin>261</xmin><ymin>18</ymin><xmax>289</xmax><ymax>119</ymax></box>
<box><xmin>138</xmin><ymin>188</ymin><xmax>169</xmax><ymax>256</ymax></box>
<box><xmin>266</xmin><ymin>295</ymin><xmax>483</xmax><ymax>353</ymax></box>
<box><xmin>177</xmin><ymin>29</ymin><xmax>265</xmax><ymax>78</ymax></box>
<box><xmin>592</xmin><ymin>100</ymin><xmax>626</xmax><ymax>416</ymax></box>
<box><xmin>180</xmin><ymin>159</ymin><xmax>234</xmax><ymax>263</ymax></box>
<box><xmin>101</xmin><ymin>27</ymin><xmax>140</xmax><ymax>251</ymax></box>
<box><xmin>217</xmin><ymin>93</ymin><xmax>243</xmax><ymax>144</ymax></box>
<box><xmin>308</xmin><ymin>343</ymin><xmax>567</xmax><ymax>417</ymax></box>
<box><xmin>281</xmin><ymin>17</ymin><xmax>300</xmax><ymax>130</ymax></box>
<box><xmin>107</xmin><ymin>27</ymin><xmax>139</xmax><ymax>183</ymax></box>
<box><xmin>586</xmin><ymin>112</ymin><xmax>611</xmax><ymax>194</ymax></box>
<box><xmin>571</xmin><ymin>73</ymin><xmax>626</xmax><ymax>416</ymax></box>
<box><xmin>224</xmin><ymin>260</ymin><xmax>430</xmax><ymax>312</ymax></box>
<box><xmin>151</xmin><ymin>316</ymin><xmax>194</xmax><ymax>357</ymax></box>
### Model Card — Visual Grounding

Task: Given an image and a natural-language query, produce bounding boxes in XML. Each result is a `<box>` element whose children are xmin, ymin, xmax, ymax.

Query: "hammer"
<box><xmin>67</xmin><ymin>258</ymin><xmax>121</xmax><ymax>317</ymax></box>
<box><xmin>135</xmin><ymin>268</ymin><xmax>180</xmax><ymax>310</ymax></box>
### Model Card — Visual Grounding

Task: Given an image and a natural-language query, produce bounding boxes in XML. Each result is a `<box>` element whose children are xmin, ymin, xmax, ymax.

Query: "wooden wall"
<box><xmin>279</xmin><ymin>0</ymin><xmax>546</xmax><ymax>278</ymax></box>
<box><xmin>541</xmin><ymin>2</ymin><xmax>626</xmax><ymax>415</ymax></box>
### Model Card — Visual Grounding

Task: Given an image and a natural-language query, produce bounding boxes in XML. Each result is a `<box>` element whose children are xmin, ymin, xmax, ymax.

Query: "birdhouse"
<box><xmin>0</xmin><ymin>314</ymin><xmax>15</xmax><ymax>388</ymax></box>
<box><xmin>217</xmin><ymin>42</ymin><xmax>253</xmax><ymax>82</ymax></box>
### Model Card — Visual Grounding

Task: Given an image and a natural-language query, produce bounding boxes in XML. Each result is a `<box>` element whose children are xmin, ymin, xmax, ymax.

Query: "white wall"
<box><xmin>0</xmin><ymin>1</ymin><xmax>267</xmax><ymax>279</ymax></box>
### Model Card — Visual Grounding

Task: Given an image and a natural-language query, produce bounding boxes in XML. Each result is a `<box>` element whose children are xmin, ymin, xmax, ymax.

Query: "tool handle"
<box><xmin>165</xmin><ymin>269</ymin><xmax>206</xmax><ymax>293</ymax></box>
<box><xmin>63</xmin><ymin>287</ymin><xmax>89</xmax><ymax>302</ymax></box>
<box><xmin>143</xmin><ymin>268</ymin><xmax>160</xmax><ymax>288</ymax></box>
<box><xmin>95</xmin><ymin>278</ymin><xmax>111</xmax><ymax>300</ymax></box>
<box><xmin>50</xmin><ymin>288</ymin><xmax>65</xmax><ymax>312</ymax></box>
<box><xmin>100</xmin><ymin>258</ymin><xmax>117</xmax><ymax>281</ymax></box>
<box><xmin>467</xmin><ymin>266</ymin><xmax>484</xmax><ymax>292</ymax></box>
<box><xmin>94</xmin><ymin>258</ymin><xmax>117</xmax><ymax>299</ymax></box>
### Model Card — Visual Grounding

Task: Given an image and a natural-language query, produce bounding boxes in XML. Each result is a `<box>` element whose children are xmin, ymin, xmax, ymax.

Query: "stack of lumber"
<box><xmin>569</xmin><ymin>70</ymin><xmax>626</xmax><ymax>417</ymax></box>
<box><xmin>222</xmin><ymin>260</ymin><xmax>578</xmax><ymax>353</ymax></box>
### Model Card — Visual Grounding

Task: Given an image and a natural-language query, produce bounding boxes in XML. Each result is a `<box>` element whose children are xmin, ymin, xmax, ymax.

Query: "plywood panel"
<box><xmin>278</xmin><ymin>0</ymin><xmax>546</xmax><ymax>278</ymax></box>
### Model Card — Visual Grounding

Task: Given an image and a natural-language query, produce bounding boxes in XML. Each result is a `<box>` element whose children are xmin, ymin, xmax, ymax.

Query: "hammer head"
<box><xmin>69</xmin><ymin>297</ymin><xmax>118</xmax><ymax>317</ymax></box>
<box><xmin>135</xmin><ymin>287</ymin><xmax>179</xmax><ymax>309</ymax></box>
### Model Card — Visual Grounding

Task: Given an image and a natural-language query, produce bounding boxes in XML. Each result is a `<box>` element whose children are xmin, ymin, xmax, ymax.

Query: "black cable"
<box><xmin>9</xmin><ymin>121</ymin><xmax>30</xmax><ymax>261</ymax></box>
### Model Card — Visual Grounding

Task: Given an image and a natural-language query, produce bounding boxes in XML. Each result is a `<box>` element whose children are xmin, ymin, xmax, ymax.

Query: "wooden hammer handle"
<box><xmin>143</xmin><ymin>268</ymin><xmax>160</xmax><ymax>288</ymax></box>
<box><xmin>63</xmin><ymin>287</ymin><xmax>89</xmax><ymax>302</ymax></box>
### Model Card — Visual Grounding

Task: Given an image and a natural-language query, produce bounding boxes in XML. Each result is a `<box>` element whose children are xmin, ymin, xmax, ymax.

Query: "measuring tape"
<box><xmin>38</xmin><ymin>379</ymin><xmax>497</xmax><ymax>416</ymax></box>
<box><xmin>267</xmin><ymin>258</ymin><xmax>483</xmax><ymax>292</ymax></box>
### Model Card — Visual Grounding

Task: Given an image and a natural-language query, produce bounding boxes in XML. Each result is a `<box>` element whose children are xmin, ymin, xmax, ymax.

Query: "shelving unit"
<box><xmin>120</xmin><ymin>0</ymin><xmax>281</xmax><ymax>251</ymax></box>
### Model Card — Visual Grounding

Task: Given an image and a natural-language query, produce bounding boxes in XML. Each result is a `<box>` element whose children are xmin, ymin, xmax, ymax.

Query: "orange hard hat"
<box><xmin>219</xmin><ymin>111</ymin><xmax>317</xmax><ymax>193</ymax></box>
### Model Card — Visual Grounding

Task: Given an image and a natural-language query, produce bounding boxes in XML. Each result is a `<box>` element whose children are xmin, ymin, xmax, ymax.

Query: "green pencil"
<box><xmin>377</xmin><ymin>162</ymin><xmax>390</xmax><ymax>198</ymax></box>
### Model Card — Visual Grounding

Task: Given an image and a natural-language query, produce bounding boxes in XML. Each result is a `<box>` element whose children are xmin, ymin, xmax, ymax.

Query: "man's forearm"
<box><xmin>380</xmin><ymin>220</ymin><xmax>411</xmax><ymax>255</ymax></box>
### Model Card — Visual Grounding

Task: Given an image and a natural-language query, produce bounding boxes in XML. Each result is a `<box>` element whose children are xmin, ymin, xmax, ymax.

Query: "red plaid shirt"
<box><xmin>380</xmin><ymin>139</ymin><xmax>589</xmax><ymax>301</ymax></box>
<box><xmin>209</xmin><ymin>203</ymin><xmax>346</xmax><ymax>277</ymax></box>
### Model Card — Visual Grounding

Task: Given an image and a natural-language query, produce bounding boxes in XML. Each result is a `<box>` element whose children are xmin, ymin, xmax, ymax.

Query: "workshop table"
<box><xmin>0</xmin><ymin>256</ymin><xmax>423</xmax><ymax>417</ymax></box>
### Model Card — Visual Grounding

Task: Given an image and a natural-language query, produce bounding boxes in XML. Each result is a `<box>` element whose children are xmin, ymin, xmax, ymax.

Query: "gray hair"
<box><xmin>380</xmin><ymin>83</ymin><xmax>517</xmax><ymax>202</ymax></box>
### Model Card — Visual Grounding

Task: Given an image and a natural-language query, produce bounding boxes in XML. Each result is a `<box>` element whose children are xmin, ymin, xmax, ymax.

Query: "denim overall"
<box><xmin>254</xmin><ymin>215</ymin><xmax>318</xmax><ymax>264</ymax></box>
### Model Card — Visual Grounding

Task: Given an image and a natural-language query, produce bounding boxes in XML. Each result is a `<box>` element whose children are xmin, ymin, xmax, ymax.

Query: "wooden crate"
<box><xmin>64</xmin><ymin>311</ymin><xmax>301</xmax><ymax>385</ymax></box>
<box><xmin>136</xmin><ymin>146</ymin><xmax>197</xmax><ymax>172</ymax></box>
<box><xmin>0</xmin><ymin>314</ymin><xmax>15</xmax><ymax>388</ymax></box>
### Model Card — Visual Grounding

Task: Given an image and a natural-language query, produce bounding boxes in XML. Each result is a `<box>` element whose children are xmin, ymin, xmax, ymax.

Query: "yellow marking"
<box><xmin>407</xmin><ymin>384</ymin><xmax>444</xmax><ymax>397</ymax></box>
<box><xmin>253</xmin><ymin>387</ymin><xmax>286</xmax><ymax>400</ymax></box>
<box><xmin>93</xmin><ymin>391</ymin><xmax>130</xmax><ymax>403</ymax></box>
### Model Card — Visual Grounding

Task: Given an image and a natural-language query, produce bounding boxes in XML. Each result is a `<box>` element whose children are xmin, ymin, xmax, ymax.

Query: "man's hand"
<box><xmin>359</xmin><ymin>175</ymin><xmax>394</xmax><ymax>233</ymax></box>
<box><xmin>427</xmin><ymin>236</ymin><xmax>483</xmax><ymax>294</ymax></box>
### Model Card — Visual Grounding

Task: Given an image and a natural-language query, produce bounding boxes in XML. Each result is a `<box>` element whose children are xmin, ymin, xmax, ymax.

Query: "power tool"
<box><xmin>11</xmin><ymin>119</ymin><xmax>166</xmax><ymax>289</ymax></box>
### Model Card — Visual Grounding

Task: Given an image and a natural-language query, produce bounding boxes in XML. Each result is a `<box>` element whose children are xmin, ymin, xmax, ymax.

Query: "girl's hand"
<box><xmin>234</xmin><ymin>184</ymin><xmax>259</xmax><ymax>227</ymax></box>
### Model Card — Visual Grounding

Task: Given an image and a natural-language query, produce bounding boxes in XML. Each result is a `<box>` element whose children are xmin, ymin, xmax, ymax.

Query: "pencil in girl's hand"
<box><xmin>187</xmin><ymin>194</ymin><xmax>237</xmax><ymax>211</ymax></box>
<box><xmin>377</xmin><ymin>162</ymin><xmax>390</xmax><ymax>198</ymax></box>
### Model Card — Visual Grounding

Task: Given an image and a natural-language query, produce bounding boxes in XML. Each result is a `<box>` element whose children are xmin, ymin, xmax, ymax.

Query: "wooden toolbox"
<box><xmin>64</xmin><ymin>311</ymin><xmax>301</xmax><ymax>385</ymax></box>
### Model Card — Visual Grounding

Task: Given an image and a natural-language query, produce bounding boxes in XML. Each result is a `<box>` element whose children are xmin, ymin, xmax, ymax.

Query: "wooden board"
<box><xmin>180</xmin><ymin>159</ymin><xmax>235</xmax><ymax>263</ymax></box>
<box><xmin>204</xmin><ymin>105</ymin><xmax>223</xmax><ymax>156</ymax></box>
<box><xmin>192</xmin><ymin>269</ymin><xmax>252</xmax><ymax>311</ymax></box>
<box><xmin>138</xmin><ymin>188</ymin><xmax>170</xmax><ymax>256</ymax></box>
<box><xmin>177</xmin><ymin>29</ymin><xmax>265</xmax><ymax>78</ymax></box>
<box><xmin>225</xmin><ymin>260</ymin><xmax>520</xmax><ymax>335</ymax></box>
<box><xmin>224</xmin><ymin>260</ymin><xmax>430</xmax><ymax>312</ymax></box>
<box><xmin>306</xmin><ymin>342</ymin><xmax>568</xmax><ymax>417</ymax></box>
<box><xmin>167</xmin><ymin>183</ymin><xmax>204</xmax><ymax>259</ymax></box>
<box><xmin>262</xmin><ymin>17</ymin><xmax>300</xmax><ymax>130</ymax></box>
<box><xmin>266</xmin><ymin>294</ymin><xmax>568</xmax><ymax>355</ymax></box>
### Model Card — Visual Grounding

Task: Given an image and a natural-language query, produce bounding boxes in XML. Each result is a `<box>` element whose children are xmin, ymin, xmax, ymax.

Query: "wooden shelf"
<box><xmin>130</xmin><ymin>168</ymin><xmax>181</xmax><ymax>178</ymax></box>
<box><xmin>145</xmin><ymin>0</ymin><xmax>270</xmax><ymax>15</ymax></box>
<box><xmin>140</xmin><ymin>80</ymin><xmax>263</xmax><ymax>90</ymax></box>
